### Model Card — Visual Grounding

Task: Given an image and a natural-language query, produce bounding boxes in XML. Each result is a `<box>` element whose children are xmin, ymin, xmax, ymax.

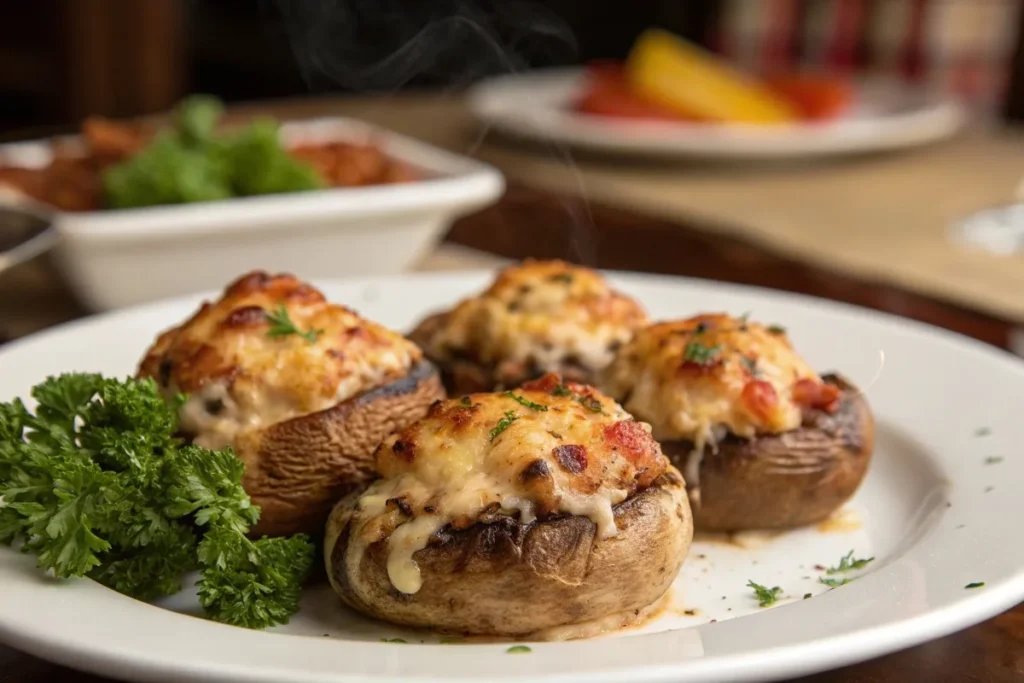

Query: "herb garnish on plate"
<box><xmin>0</xmin><ymin>374</ymin><xmax>314</xmax><ymax>629</ymax></box>
<box><xmin>826</xmin><ymin>550</ymin><xmax>874</xmax><ymax>574</ymax></box>
<box><xmin>747</xmin><ymin>580</ymin><xmax>783</xmax><ymax>607</ymax></box>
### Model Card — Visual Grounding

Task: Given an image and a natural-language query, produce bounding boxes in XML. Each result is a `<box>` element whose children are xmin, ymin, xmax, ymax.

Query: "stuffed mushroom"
<box><xmin>137</xmin><ymin>271</ymin><xmax>445</xmax><ymax>537</ymax></box>
<box><xmin>409</xmin><ymin>259</ymin><xmax>648</xmax><ymax>394</ymax></box>
<box><xmin>324</xmin><ymin>372</ymin><xmax>692</xmax><ymax>637</ymax></box>
<box><xmin>601</xmin><ymin>314</ymin><xmax>874</xmax><ymax>532</ymax></box>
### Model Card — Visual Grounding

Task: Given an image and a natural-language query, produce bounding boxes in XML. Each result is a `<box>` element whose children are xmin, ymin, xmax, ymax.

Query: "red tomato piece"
<box><xmin>602</xmin><ymin>420</ymin><xmax>663</xmax><ymax>488</ymax></box>
<box><xmin>792</xmin><ymin>378</ymin><xmax>842</xmax><ymax>414</ymax></box>
<box><xmin>742</xmin><ymin>379</ymin><xmax>779</xmax><ymax>423</ymax></box>
<box><xmin>574</xmin><ymin>63</ymin><xmax>693</xmax><ymax>121</ymax></box>
<box><xmin>763</xmin><ymin>74</ymin><xmax>853</xmax><ymax>121</ymax></box>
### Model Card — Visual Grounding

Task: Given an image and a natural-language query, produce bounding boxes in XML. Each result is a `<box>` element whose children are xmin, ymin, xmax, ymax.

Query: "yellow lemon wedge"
<box><xmin>625</xmin><ymin>29</ymin><xmax>798</xmax><ymax>124</ymax></box>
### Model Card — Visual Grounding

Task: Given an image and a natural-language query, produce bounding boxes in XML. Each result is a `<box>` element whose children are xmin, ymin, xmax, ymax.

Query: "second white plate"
<box><xmin>468</xmin><ymin>68</ymin><xmax>966</xmax><ymax>160</ymax></box>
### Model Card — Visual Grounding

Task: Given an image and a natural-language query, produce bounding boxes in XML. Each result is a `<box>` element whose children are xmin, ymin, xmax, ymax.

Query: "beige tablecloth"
<box><xmin>249</xmin><ymin>95</ymin><xmax>1024</xmax><ymax>322</ymax></box>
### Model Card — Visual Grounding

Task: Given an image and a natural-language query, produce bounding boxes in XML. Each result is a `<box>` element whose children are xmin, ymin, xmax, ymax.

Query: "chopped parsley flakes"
<box><xmin>747</xmin><ymin>580</ymin><xmax>783</xmax><ymax>607</ymax></box>
<box><xmin>489</xmin><ymin>410</ymin><xmax>518</xmax><ymax>441</ymax></box>
<box><xmin>550</xmin><ymin>384</ymin><xmax>602</xmax><ymax>413</ymax></box>
<box><xmin>819</xmin><ymin>577</ymin><xmax>850</xmax><ymax>588</ymax></box>
<box><xmin>683</xmin><ymin>341</ymin><xmax>721</xmax><ymax>365</ymax></box>
<box><xmin>826</xmin><ymin>550</ymin><xmax>874</xmax><ymax>574</ymax></box>
<box><xmin>504</xmin><ymin>391</ymin><xmax>548</xmax><ymax>411</ymax></box>
<box><xmin>506</xmin><ymin>645</ymin><xmax>532</xmax><ymax>654</ymax></box>
<box><xmin>965</xmin><ymin>582</ymin><xmax>985</xmax><ymax>589</ymax></box>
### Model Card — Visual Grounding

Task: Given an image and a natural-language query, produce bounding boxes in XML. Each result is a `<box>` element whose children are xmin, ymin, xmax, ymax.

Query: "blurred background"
<box><xmin>1</xmin><ymin>0</ymin><xmax>1024</xmax><ymax>354</ymax></box>
<box><xmin>1</xmin><ymin>0</ymin><xmax>1022</xmax><ymax>136</ymax></box>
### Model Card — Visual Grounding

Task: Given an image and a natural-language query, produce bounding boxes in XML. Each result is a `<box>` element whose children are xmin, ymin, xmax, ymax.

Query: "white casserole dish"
<box><xmin>0</xmin><ymin>117</ymin><xmax>505</xmax><ymax>311</ymax></box>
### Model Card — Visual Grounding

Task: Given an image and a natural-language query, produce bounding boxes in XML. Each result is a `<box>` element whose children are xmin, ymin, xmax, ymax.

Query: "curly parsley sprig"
<box><xmin>0</xmin><ymin>374</ymin><xmax>314</xmax><ymax>629</ymax></box>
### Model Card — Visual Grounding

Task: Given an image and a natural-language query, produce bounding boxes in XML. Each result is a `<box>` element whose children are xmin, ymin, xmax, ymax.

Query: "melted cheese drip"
<box><xmin>352</xmin><ymin>384</ymin><xmax>667</xmax><ymax>594</ymax></box>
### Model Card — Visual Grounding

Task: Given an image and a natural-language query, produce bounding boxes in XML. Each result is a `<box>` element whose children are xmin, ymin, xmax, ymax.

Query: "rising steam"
<box><xmin>264</xmin><ymin>0</ymin><xmax>594</xmax><ymax>263</ymax></box>
<box><xmin>263</xmin><ymin>0</ymin><xmax>577</xmax><ymax>91</ymax></box>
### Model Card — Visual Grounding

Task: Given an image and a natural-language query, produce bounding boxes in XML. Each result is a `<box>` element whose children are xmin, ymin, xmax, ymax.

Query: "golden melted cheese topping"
<box><xmin>353</xmin><ymin>373</ymin><xmax>669</xmax><ymax>594</ymax></box>
<box><xmin>416</xmin><ymin>260</ymin><xmax>648</xmax><ymax>382</ymax></box>
<box><xmin>137</xmin><ymin>271</ymin><xmax>421</xmax><ymax>448</ymax></box>
<box><xmin>601</xmin><ymin>314</ymin><xmax>823</xmax><ymax>446</ymax></box>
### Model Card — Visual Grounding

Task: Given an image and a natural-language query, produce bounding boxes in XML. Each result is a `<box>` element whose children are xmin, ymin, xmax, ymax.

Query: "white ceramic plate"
<box><xmin>468</xmin><ymin>68</ymin><xmax>966</xmax><ymax>160</ymax></box>
<box><xmin>1</xmin><ymin>271</ymin><xmax>1023</xmax><ymax>683</ymax></box>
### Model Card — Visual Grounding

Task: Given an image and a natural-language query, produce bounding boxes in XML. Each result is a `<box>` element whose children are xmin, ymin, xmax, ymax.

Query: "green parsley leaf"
<box><xmin>965</xmin><ymin>582</ymin><xmax>985</xmax><ymax>589</ymax></box>
<box><xmin>0</xmin><ymin>373</ymin><xmax>314</xmax><ymax>630</ymax></box>
<box><xmin>826</xmin><ymin>550</ymin><xmax>874</xmax><ymax>575</ymax></box>
<box><xmin>89</xmin><ymin>524</ymin><xmax>197</xmax><ymax>600</ymax></box>
<box><xmin>507</xmin><ymin>645</ymin><xmax>532</xmax><ymax>654</ymax></box>
<box><xmin>767</xmin><ymin>324</ymin><xmax>787</xmax><ymax>335</ymax></box>
<box><xmin>683</xmin><ymin>341</ymin><xmax>721</xmax><ymax>365</ymax></box>
<box><xmin>984</xmin><ymin>456</ymin><xmax>1003</xmax><ymax>465</ymax></box>
<box><xmin>803</xmin><ymin>593</ymin><xmax>812</xmax><ymax>599</ymax></box>
<box><xmin>460</xmin><ymin>396</ymin><xmax>473</xmax><ymax>407</ymax></box>
<box><xmin>740</xmin><ymin>356</ymin><xmax>758</xmax><ymax>375</ymax></box>
<box><xmin>489</xmin><ymin>411</ymin><xmax>518</xmax><ymax>441</ymax></box>
<box><xmin>380</xmin><ymin>637</ymin><xmax>408</xmax><ymax>643</ymax></box>
<box><xmin>103</xmin><ymin>97</ymin><xmax>323</xmax><ymax>210</ymax></box>
<box><xmin>550</xmin><ymin>273</ymin><xmax>573</xmax><ymax>284</ymax></box>
<box><xmin>747</xmin><ymin>580</ymin><xmax>783</xmax><ymax>607</ymax></box>
<box><xmin>819</xmin><ymin>577</ymin><xmax>850</xmax><ymax>588</ymax></box>
<box><xmin>265</xmin><ymin>306</ymin><xmax>323</xmax><ymax>343</ymax></box>
<box><xmin>576</xmin><ymin>395</ymin><xmax>603</xmax><ymax>413</ymax></box>
<box><xmin>549</xmin><ymin>383</ymin><xmax>603</xmax><ymax>413</ymax></box>
<box><xmin>162</xmin><ymin>445</ymin><xmax>259</xmax><ymax>535</ymax></box>
<box><xmin>503</xmin><ymin>391</ymin><xmax>548</xmax><ymax>412</ymax></box>
<box><xmin>176</xmin><ymin>95</ymin><xmax>224</xmax><ymax>147</ymax></box>
<box><xmin>196</xmin><ymin>525</ymin><xmax>314</xmax><ymax>629</ymax></box>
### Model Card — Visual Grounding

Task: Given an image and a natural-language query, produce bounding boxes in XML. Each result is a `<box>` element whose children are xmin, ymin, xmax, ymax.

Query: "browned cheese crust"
<box><xmin>409</xmin><ymin>259</ymin><xmax>648</xmax><ymax>393</ymax></box>
<box><xmin>137</xmin><ymin>271</ymin><xmax>446</xmax><ymax>536</ymax></box>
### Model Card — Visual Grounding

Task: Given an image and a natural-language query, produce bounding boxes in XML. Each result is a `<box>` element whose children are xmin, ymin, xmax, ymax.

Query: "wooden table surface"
<box><xmin>2</xmin><ymin>148</ymin><xmax>1023</xmax><ymax>681</ymax></box>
